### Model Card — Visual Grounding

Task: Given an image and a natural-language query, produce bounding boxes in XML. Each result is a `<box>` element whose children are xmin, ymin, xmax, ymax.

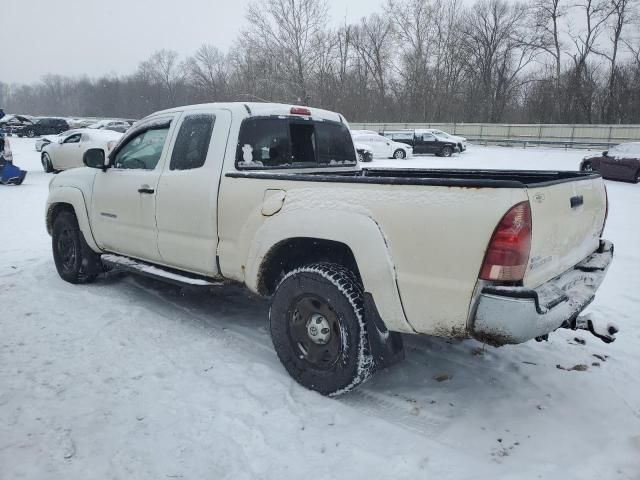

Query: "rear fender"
<box><xmin>244</xmin><ymin>210</ymin><xmax>414</xmax><ymax>334</ymax></box>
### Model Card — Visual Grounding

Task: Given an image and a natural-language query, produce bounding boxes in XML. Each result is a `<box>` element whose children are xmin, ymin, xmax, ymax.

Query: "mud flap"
<box><xmin>363</xmin><ymin>293</ymin><xmax>405</xmax><ymax>370</ymax></box>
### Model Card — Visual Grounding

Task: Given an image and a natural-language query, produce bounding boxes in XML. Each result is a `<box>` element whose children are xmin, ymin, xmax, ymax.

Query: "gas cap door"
<box><xmin>261</xmin><ymin>189</ymin><xmax>286</xmax><ymax>216</ymax></box>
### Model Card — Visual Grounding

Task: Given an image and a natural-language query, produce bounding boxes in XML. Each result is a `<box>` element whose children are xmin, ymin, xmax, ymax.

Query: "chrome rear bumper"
<box><xmin>471</xmin><ymin>240</ymin><xmax>614</xmax><ymax>346</ymax></box>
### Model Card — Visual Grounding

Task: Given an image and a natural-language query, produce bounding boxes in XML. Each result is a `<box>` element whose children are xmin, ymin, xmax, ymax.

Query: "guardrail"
<box><xmin>349</xmin><ymin>122</ymin><xmax>640</xmax><ymax>149</ymax></box>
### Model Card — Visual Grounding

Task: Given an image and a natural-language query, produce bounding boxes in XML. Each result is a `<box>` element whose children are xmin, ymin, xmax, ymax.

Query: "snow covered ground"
<box><xmin>1</xmin><ymin>139</ymin><xmax>639</xmax><ymax>479</ymax></box>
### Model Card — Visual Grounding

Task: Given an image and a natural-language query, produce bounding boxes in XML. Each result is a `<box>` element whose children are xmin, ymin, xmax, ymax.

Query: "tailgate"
<box><xmin>524</xmin><ymin>177</ymin><xmax>606</xmax><ymax>288</ymax></box>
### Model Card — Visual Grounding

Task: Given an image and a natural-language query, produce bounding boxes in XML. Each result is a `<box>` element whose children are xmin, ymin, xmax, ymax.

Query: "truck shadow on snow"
<box><xmin>106</xmin><ymin>272</ymin><xmax>572</xmax><ymax>435</ymax></box>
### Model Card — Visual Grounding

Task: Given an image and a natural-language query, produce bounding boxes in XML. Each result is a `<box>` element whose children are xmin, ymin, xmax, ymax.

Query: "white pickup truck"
<box><xmin>46</xmin><ymin>103</ymin><xmax>615</xmax><ymax>395</ymax></box>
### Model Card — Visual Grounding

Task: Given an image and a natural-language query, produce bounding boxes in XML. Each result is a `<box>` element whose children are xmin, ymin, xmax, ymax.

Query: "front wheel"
<box><xmin>41</xmin><ymin>152</ymin><xmax>53</xmax><ymax>173</ymax></box>
<box><xmin>581</xmin><ymin>162</ymin><xmax>593</xmax><ymax>172</ymax></box>
<box><xmin>52</xmin><ymin>211</ymin><xmax>101</xmax><ymax>284</ymax></box>
<box><xmin>269</xmin><ymin>263</ymin><xmax>374</xmax><ymax>396</ymax></box>
<box><xmin>441</xmin><ymin>146</ymin><xmax>453</xmax><ymax>157</ymax></box>
<box><xmin>393</xmin><ymin>149</ymin><xmax>406</xmax><ymax>159</ymax></box>
<box><xmin>26</xmin><ymin>129</ymin><xmax>36</xmax><ymax>138</ymax></box>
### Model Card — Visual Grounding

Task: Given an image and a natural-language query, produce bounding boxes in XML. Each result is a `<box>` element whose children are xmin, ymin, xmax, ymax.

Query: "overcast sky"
<box><xmin>2</xmin><ymin>0</ymin><xmax>380</xmax><ymax>84</ymax></box>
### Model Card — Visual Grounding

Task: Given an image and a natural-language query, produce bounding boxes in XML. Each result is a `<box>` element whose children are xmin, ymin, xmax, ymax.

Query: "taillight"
<box><xmin>601</xmin><ymin>185</ymin><xmax>609</xmax><ymax>235</ymax></box>
<box><xmin>290</xmin><ymin>106</ymin><xmax>311</xmax><ymax>116</ymax></box>
<box><xmin>479</xmin><ymin>201</ymin><xmax>532</xmax><ymax>282</ymax></box>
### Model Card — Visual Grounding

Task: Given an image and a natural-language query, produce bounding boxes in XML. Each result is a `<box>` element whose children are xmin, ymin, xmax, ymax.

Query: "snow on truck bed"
<box><xmin>1</xmin><ymin>139</ymin><xmax>639</xmax><ymax>479</ymax></box>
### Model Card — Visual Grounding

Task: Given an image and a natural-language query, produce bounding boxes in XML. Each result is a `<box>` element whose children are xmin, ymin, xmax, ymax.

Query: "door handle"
<box><xmin>138</xmin><ymin>185</ymin><xmax>155</xmax><ymax>194</ymax></box>
<box><xmin>570</xmin><ymin>195</ymin><xmax>584</xmax><ymax>208</ymax></box>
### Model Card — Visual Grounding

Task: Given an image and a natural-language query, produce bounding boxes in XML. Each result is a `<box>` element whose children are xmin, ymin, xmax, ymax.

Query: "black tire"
<box><xmin>41</xmin><ymin>152</ymin><xmax>53</xmax><ymax>173</ymax></box>
<box><xmin>393</xmin><ymin>149</ymin><xmax>406</xmax><ymax>159</ymax></box>
<box><xmin>358</xmin><ymin>152</ymin><xmax>364</xmax><ymax>162</ymax></box>
<box><xmin>52</xmin><ymin>211</ymin><xmax>100</xmax><ymax>284</ymax></box>
<box><xmin>269</xmin><ymin>263</ymin><xmax>373</xmax><ymax>396</ymax></box>
<box><xmin>26</xmin><ymin>129</ymin><xmax>36</xmax><ymax>138</ymax></box>
<box><xmin>441</xmin><ymin>145</ymin><xmax>453</xmax><ymax>157</ymax></box>
<box><xmin>634</xmin><ymin>170</ymin><xmax>640</xmax><ymax>184</ymax></box>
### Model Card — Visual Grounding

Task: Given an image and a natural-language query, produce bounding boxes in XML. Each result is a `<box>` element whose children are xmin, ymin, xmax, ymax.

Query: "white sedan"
<box><xmin>351</xmin><ymin>133</ymin><xmax>413</xmax><ymax>159</ymax></box>
<box><xmin>41</xmin><ymin>129</ymin><xmax>122</xmax><ymax>172</ymax></box>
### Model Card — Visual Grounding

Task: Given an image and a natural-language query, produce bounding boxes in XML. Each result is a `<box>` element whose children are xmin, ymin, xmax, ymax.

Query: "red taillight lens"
<box><xmin>479</xmin><ymin>201</ymin><xmax>532</xmax><ymax>282</ymax></box>
<box><xmin>290</xmin><ymin>106</ymin><xmax>311</xmax><ymax>116</ymax></box>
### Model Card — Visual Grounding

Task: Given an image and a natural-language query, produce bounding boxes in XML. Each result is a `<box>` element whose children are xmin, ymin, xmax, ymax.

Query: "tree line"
<box><xmin>2</xmin><ymin>0</ymin><xmax>640</xmax><ymax>124</ymax></box>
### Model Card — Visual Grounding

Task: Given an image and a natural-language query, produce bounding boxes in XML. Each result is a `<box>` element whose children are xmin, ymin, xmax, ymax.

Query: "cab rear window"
<box><xmin>236</xmin><ymin>117</ymin><xmax>356</xmax><ymax>169</ymax></box>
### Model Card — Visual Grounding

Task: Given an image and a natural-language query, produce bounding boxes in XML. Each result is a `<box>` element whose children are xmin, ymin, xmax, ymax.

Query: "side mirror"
<box><xmin>58</xmin><ymin>137</ymin><xmax>65</xmax><ymax>144</ymax></box>
<box><xmin>603</xmin><ymin>151</ymin><xmax>608</xmax><ymax>156</ymax></box>
<box><xmin>83</xmin><ymin>148</ymin><xmax>107</xmax><ymax>170</ymax></box>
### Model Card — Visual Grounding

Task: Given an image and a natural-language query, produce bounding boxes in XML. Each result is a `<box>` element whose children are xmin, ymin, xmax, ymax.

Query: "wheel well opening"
<box><xmin>258</xmin><ymin>238</ymin><xmax>361</xmax><ymax>296</ymax></box>
<box><xmin>46</xmin><ymin>203</ymin><xmax>75</xmax><ymax>234</ymax></box>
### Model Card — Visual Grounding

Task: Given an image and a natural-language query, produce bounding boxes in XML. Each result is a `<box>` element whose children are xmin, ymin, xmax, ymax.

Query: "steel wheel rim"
<box><xmin>288</xmin><ymin>295</ymin><xmax>342</xmax><ymax>369</ymax></box>
<box><xmin>56</xmin><ymin>229</ymin><xmax>77</xmax><ymax>272</ymax></box>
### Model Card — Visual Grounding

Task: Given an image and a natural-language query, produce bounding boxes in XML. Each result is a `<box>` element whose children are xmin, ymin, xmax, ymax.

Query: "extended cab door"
<box><xmin>90</xmin><ymin>116</ymin><xmax>175</xmax><ymax>262</ymax></box>
<box><xmin>155</xmin><ymin>109</ymin><xmax>232</xmax><ymax>276</ymax></box>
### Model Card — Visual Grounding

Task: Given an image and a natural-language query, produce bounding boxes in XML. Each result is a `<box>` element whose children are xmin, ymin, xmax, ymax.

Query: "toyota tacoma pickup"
<box><xmin>46</xmin><ymin>103</ymin><xmax>615</xmax><ymax>395</ymax></box>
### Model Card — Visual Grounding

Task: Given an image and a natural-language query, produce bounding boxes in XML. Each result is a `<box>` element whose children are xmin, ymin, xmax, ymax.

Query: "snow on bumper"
<box><xmin>471</xmin><ymin>240</ymin><xmax>614</xmax><ymax>346</ymax></box>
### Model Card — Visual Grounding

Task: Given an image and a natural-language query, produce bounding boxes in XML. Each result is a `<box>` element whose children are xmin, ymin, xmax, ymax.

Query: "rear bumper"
<box><xmin>471</xmin><ymin>240</ymin><xmax>613</xmax><ymax>346</ymax></box>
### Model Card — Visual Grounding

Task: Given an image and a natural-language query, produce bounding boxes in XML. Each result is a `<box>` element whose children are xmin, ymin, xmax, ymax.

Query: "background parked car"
<box><xmin>354</xmin><ymin>142</ymin><xmax>373</xmax><ymax>162</ymax></box>
<box><xmin>0</xmin><ymin>115</ymin><xmax>36</xmax><ymax>136</ymax></box>
<box><xmin>383</xmin><ymin>130</ymin><xmax>458</xmax><ymax>157</ymax></box>
<box><xmin>15</xmin><ymin>117</ymin><xmax>69</xmax><ymax>137</ymax></box>
<box><xmin>419</xmin><ymin>129</ymin><xmax>467</xmax><ymax>152</ymax></box>
<box><xmin>36</xmin><ymin>130</ymin><xmax>81</xmax><ymax>152</ymax></box>
<box><xmin>351</xmin><ymin>133</ymin><xmax>413</xmax><ymax>159</ymax></box>
<box><xmin>87</xmin><ymin>119</ymin><xmax>132</xmax><ymax>133</ymax></box>
<box><xmin>581</xmin><ymin>142</ymin><xmax>640</xmax><ymax>183</ymax></box>
<box><xmin>41</xmin><ymin>128</ymin><xmax>122</xmax><ymax>172</ymax></box>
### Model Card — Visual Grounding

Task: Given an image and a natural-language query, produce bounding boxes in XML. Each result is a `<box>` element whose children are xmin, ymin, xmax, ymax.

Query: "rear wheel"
<box><xmin>26</xmin><ymin>129</ymin><xmax>36</xmax><ymax>138</ymax></box>
<box><xmin>269</xmin><ymin>263</ymin><xmax>373</xmax><ymax>396</ymax></box>
<box><xmin>52</xmin><ymin>211</ymin><xmax>100</xmax><ymax>284</ymax></box>
<box><xmin>393</xmin><ymin>149</ymin><xmax>406</xmax><ymax>159</ymax></box>
<box><xmin>441</xmin><ymin>146</ymin><xmax>453</xmax><ymax>157</ymax></box>
<box><xmin>582</xmin><ymin>162</ymin><xmax>593</xmax><ymax>172</ymax></box>
<box><xmin>41</xmin><ymin>153</ymin><xmax>53</xmax><ymax>173</ymax></box>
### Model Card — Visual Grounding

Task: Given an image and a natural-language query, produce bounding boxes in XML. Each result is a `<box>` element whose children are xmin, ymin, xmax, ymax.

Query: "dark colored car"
<box><xmin>0</xmin><ymin>115</ymin><xmax>35</xmax><ymax>135</ymax></box>
<box><xmin>581</xmin><ymin>143</ymin><xmax>640</xmax><ymax>183</ymax></box>
<box><xmin>15</xmin><ymin>118</ymin><xmax>70</xmax><ymax>138</ymax></box>
<box><xmin>383</xmin><ymin>130</ymin><xmax>458</xmax><ymax>157</ymax></box>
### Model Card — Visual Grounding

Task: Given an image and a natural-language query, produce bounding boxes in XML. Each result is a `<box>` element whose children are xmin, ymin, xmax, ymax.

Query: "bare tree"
<box><xmin>595</xmin><ymin>0</ymin><xmax>637</xmax><ymax>121</ymax></box>
<box><xmin>351</xmin><ymin>13</ymin><xmax>394</xmax><ymax>114</ymax></box>
<box><xmin>532</xmin><ymin>0</ymin><xmax>566</xmax><ymax>94</ymax></box>
<box><xmin>461</xmin><ymin>0</ymin><xmax>539</xmax><ymax>121</ymax></box>
<box><xmin>187</xmin><ymin>45</ymin><xmax>231</xmax><ymax>101</ymax></box>
<box><xmin>138</xmin><ymin>49</ymin><xmax>187</xmax><ymax>107</ymax></box>
<box><xmin>243</xmin><ymin>0</ymin><xmax>329</xmax><ymax>104</ymax></box>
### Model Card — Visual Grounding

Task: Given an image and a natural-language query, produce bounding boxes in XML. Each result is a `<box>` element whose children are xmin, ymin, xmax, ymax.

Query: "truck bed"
<box><xmin>227</xmin><ymin>168</ymin><xmax>600</xmax><ymax>188</ymax></box>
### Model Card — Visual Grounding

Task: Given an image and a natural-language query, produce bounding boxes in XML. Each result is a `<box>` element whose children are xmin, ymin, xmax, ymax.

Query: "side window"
<box><xmin>63</xmin><ymin>134</ymin><xmax>81</xmax><ymax>144</ymax></box>
<box><xmin>237</xmin><ymin>118</ymin><xmax>291</xmax><ymax>168</ymax></box>
<box><xmin>421</xmin><ymin>134</ymin><xmax>436</xmax><ymax>142</ymax></box>
<box><xmin>113</xmin><ymin>126</ymin><xmax>170</xmax><ymax>170</ymax></box>
<box><xmin>316</xmin><ymin>122</ymin><xmax>356</xmax><ymax>165</ymax></box>
<box><xmin>170</xmin><ymin>114</ymin><xmax>216</xmax><ymax>170</ymax></box>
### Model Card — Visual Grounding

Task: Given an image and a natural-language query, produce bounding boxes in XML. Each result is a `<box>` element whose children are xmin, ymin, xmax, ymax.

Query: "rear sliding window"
<box><xmin>236</xmin><ymin>117</ymin><xmax>356</xmax><ymax>169</ymax></box>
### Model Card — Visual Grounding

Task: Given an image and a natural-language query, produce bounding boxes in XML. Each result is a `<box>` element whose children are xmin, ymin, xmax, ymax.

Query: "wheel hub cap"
<box><xmin>306</xmin><ymin>314</ymin><xmax>331</xmax><ymax>345</ymax></box>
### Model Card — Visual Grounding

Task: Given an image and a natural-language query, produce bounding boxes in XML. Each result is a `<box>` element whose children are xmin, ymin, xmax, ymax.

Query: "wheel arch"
<box><xmin>242</xmin><ymin>210</ymin><xmax>414</xmax><ymax>333</ymax></box>
<box><xmin>46</xmin><ymin>187</ymin><xmax>100</xmax><ymax>252</ymax></box>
